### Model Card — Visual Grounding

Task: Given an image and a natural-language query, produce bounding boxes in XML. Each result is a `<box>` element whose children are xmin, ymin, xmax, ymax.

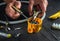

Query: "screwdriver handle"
<box><xmin>33</xmin><ymin>10</ymin><xmax>41</xmax><ymax>20</ymax></box>
<box><xmin>12</xmin><ymin>6</ymin><xmax>28</xmax><ymax>19</ymax></box>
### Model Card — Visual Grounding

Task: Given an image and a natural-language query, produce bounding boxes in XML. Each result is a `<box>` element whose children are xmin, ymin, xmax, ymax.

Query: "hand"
<box><xmin>28</xmin><ymin>0</ymin><xmax>48</xmax><ymax>17</ymax></box>
<box><xmin>4</xmin><ymin>0</ymin><xmax>16</xmax><ymax>3</ymax></box>
<box><xmin>5</xmin><ymin>1</ymin><xmax>21</xmax><ymax>19</ymax></box>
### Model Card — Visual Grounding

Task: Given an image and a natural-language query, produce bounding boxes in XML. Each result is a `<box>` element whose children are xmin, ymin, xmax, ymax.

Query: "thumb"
<box><xmin>40</xmin><ymin>0</ymin><xmax>48</xmax><ymax>13</ymax></box>
<box><xmin>14</xmin><ymin>1</ymin><xmax>21</xmax><ymax>9</ymax></box>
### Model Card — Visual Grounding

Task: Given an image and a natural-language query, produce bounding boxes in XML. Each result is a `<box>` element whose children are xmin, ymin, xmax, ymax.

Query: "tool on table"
<box><xmin>52</xmin><ymin>23</ymin><xmax>60</xmax><ymax>30</ymax></box>
<box><xmin>13</xmin><ymin>27</ymin><xmax>21</xmax><ymax>37</ymax></box>
<box><xmin>49</xmin><ymin>11</ymin><xmax>60</xmax><ymax>19</ymax></box>
<box><xmin>12</xmin><ymin>6</ymin><xmax>28</xmax><ymax>19</ymax></box>
<box><xmin>0</xmin><ymin>32</ymin><xmax>11</xmax><ymax>38</ymax></box>
<box><xmin>14</xmin><ymin>27</ymin><xmax>21</xmax><ymax>30</ymax></box>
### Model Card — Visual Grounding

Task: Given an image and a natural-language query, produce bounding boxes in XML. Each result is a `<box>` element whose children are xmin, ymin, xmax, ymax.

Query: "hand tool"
<box><xmin>12</xmin><ymin>6</ymin><xmax>28</xmax><ymax>19</ymax></box>
<box><xmin>0</xmin><ymin>32</ymin><xmax>11</xmax><ymax>38</ymax></box>
<box><xmin>52</xmin><ymin>23</ymin><xmax>60</xmax><ymax>30</ymax></box>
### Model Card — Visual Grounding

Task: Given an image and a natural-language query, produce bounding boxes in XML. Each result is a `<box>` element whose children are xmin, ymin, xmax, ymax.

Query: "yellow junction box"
<box><xmin>27</xmin><ymin>18</ymin><xmax>42</xmax><ymax>33</ymax></box>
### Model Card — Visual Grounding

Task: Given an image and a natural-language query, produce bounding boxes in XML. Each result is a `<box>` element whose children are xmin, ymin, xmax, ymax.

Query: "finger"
<box><xmin>11</xmin><ymin>14</ymin><xmax>20</xmax><ymax>19</ymax></box>
<box><xmin>36</xmin><ymin>5</ymin><xmax>41</xmax><ymax>11</ymax></box>
<box><xmin>39</xmin><ymin>0</ymin><xmax>48</xmax><ymax>13</ymax></box>
<box><xmin>5</xmin><ymin>7</ymin><xmax>15</xmax><ymax>19</ymax></box>
<box><xmin>8</xmin><ymin>1</ymin><xmax>21</xmax><ymax>19</ymax></box>
<box><xmin>38</xmin><ymin>3</ymin><xmax>46</xmax><ymax>18</ymax></box>
<box><xmin>12</xmin><ymin>1</ymin><xmax>21</xmax><ymax>19</ymax></box>
<box><xmin>8</xmin><ymin>12</ymin><xmax>20</xmax><ymax>19</ymax></box>
<box><xmin>13</xmin><ymin>12</ymin><xmax>20</xmax><ymax>18</ymax></box>
<box><xmin>38</xmin><ymin>12</ymin><xmax>44</xmax><ymax>18</ymax></box>
<box><xmin>6</xmin><ymin>2</ymin><xmax>14</xmax><ymax>7</ymax></box>
<box><xmin>14</xmin><ymin>1</ymin><xmax>21</xmax><ymax>9</ymax></box>
<box><xmin>39</xmin><ymin>3</ymin><xmax>45</xmax><ymax>13</ymax></box>
<box><xmin>5</xmin><ymin>2</ymin><xmax>20</xmax><ymax>19</ymax></box>
<box><xmin>28</xmin><ymin>0</ymin><xmax>34</xmax><ymax>16</ymax></box>
<box><xmin>5</xmin><ymin>3</ymin><xmax>16</xmax><ymax>19</ymax></box>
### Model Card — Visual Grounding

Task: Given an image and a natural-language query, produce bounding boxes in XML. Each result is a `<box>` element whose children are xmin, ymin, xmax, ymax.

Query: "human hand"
<box><xmin>28</xmin><ymin>0</ymin><xmax>48</xmax><ymax>17</ymax></box>
<box><xmin>5</xmin><ymin>1</ymin><xmax>21</xmax><ymax>19</ymax></box>
<box><xmin>4</xmin><ymin>0</ymin><xmax>16</xmax><ymax>3</ymax></box>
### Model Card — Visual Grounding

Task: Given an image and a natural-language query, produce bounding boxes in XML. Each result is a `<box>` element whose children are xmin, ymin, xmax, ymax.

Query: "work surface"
<box><xmin>0</xmin><ymin>0</ymin><xmax>60</xmax><ymax>41</ymax></box>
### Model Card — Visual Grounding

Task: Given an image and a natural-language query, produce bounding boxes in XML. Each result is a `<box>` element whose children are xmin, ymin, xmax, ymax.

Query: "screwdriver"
<box><xmin>30</xmin><ymin>10</ymin><xmax>41</xmax><ymax>24</ymax></box>
<box><xmin>33</xmin><ymin>10</ymin><xmax>41</xmax><ymax>20</ymax></box>
<box><xmin>0</xmin><ymin>32</ymin><xmax>11</xmax><ymax>38</ymax></box>
<box><xmin>12</xmin><ymin>6</ymin><xmax>28</xmax><ymax>19</ymax></box>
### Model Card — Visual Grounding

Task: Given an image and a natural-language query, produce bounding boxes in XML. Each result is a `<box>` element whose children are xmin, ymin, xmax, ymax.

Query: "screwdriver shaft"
<box><xmin>12</xmin><ymin>6</ymin><xmax>28</xmax><ymax>19</ymax></box>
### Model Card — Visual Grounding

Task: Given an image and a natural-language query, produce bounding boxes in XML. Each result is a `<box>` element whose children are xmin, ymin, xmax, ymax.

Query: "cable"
<box><xmin>0</xmin><ymin>1</ymin><xmax>46</xmax><ymax>24</ymax></box>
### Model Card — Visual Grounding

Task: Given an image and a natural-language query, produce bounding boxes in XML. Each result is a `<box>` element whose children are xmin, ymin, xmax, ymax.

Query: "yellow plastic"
<box><xmin>7</xmin><ymin>34</ymin><xmax>12</xmax><ymax>38</ymax></box>
<box><xmin>49</xmin><ymin>11</ymin><xmax>60</xmax><ymax>19</ymax></box>
<box><xmin>27</xmin><ymin>18</ymin><xmax>42</xmax><ymax>33</ymax></box>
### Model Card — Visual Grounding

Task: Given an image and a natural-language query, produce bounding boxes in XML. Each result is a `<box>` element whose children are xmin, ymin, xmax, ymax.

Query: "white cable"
<box><xmin>0</xmin><ymin>1</ymin><xmax>46</xmax><ymax>24</ymax></box>
<box><xmin>0</xmin><ymin>13</ymin><xmax>46</xmax><ymax>24</ymax></box>
<box><xmin>41</xmin><ymin>12</ymin><xmax>46</xmax><ymax>20</ymax></box>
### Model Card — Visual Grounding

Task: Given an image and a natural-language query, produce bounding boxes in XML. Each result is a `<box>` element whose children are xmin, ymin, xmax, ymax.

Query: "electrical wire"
<box><xmin>0</xmin><ymin>1</ymin><xmax>46</xmax><ymax>24</ymax></box>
